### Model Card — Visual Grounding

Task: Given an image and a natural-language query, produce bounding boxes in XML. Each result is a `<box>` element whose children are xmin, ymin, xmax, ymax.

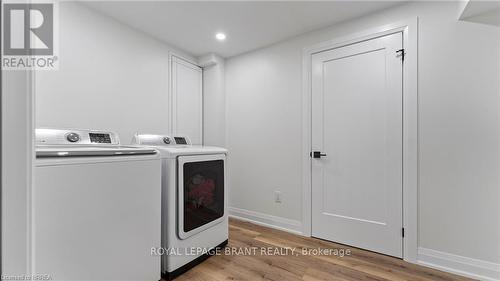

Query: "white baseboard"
<box><xmin>228</xmin><ymin>207</ymin><xmax>303</xmax><ymax>235</ymax></box>
<box><xmin>418</xmin><ymin>247</ymin><xmax>500</xmax><ymax>281</ymax></box>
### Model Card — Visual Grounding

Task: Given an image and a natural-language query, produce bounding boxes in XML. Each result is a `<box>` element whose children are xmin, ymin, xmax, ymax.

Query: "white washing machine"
<box><xmin>131</xmin><ymin>134</ymin><xmax>228</xmax><ymax>280</ymax></box>
<box><xmin>34</xmin><ymin>128</ymin><xmax>162</xmax><ymax>281</ymax></box>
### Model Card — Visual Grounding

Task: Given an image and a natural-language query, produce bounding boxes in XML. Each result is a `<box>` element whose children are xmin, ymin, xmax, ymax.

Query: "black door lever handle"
<box><xmin>311</xmin><ymin>151</ymin><xmax>327</xmax><ymax>158</ymax></box>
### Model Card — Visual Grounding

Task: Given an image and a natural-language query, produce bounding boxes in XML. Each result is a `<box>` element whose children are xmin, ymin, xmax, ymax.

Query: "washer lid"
<box><xmin>36</xmin><ymin>145</ymin><xmax>157</xmax><ymax>158</ymax></box>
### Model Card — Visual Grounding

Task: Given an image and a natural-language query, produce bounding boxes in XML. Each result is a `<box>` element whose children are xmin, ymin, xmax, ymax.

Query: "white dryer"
<box><xmin>131</xmin><ymin>134</ymin><xmax>228</xmax><ymax>280</ymax></box>
<box><xmin>34</xmin><ymin>128</ymin><xmax>162</xmax><ymax>281</ymax></box>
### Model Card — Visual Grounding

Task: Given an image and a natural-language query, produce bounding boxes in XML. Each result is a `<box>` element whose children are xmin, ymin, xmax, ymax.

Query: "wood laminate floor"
<box><xmin>172</xmin><ymin>218</ymin><xmax>474</xmax><ymax>281</ymax></box>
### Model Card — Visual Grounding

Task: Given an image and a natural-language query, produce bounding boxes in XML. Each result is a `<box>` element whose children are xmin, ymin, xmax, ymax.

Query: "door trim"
<box><xmin>301</xmin><ymin>18</ymin><xmax>418</xmax><ymax>263</ymax></box>
<box><xmin>169</xmin><ymin>54</ymin><xmax>204</xmax><ymax>144</ymax></box>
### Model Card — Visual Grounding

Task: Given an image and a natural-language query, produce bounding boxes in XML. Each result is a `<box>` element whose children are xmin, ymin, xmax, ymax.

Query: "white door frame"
<box><xmin>301</xmin><ymin>18</ymin><xmax>418</xmax><ymax>263</ymax></box>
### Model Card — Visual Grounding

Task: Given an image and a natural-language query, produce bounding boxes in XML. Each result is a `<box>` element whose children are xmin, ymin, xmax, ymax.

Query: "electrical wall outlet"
<box><xmin>274</xmin><ymin>191</ymin><xmax>282</xmax><ymax>203</ymax></box>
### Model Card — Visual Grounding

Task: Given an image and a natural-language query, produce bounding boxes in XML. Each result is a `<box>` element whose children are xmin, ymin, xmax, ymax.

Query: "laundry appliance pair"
<box><xmin>34</xmin><ymin>128</ymin><xmax>228</xmax><ymax>281</ymax></box>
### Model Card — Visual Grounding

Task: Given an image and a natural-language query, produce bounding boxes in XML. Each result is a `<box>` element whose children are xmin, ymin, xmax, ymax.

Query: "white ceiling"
<box><xmin>459</xmin><ymin>0</ymin><xmax>500</xmax><ymax>26</ymax></box>
<box><xmin>83</xmin><ymin>1</ymin><xmax>406</xmax><ymax>58</ymax></box>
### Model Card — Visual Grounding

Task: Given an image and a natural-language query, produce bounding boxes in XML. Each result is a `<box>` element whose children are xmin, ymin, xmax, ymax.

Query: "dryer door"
<box><xmin>177</xmin><ymin>154</ymin><xmax>226</xmax><ymax>239</ymax></box>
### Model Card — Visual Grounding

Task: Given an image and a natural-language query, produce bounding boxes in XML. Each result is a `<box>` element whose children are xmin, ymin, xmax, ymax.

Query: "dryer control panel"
<box><xmin>131</xmin><ymin>134</ymin><xmax>191</xmax><ymax>146</ymax></box>
<box><xmin>36</xmin><ymin>128</ymin><xmax>120</xmax><ymax>145</ymax></box>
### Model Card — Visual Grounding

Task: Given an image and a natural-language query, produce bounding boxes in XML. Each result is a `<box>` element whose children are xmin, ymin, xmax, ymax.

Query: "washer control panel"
<box><xmin>132</xmin><ymin>134</ymin><xmax>191</xmax><ymax>146</ymax></box>
<box><xmin>36</xmin><ymin>128</ymin><xmax>120</xmax><ymax>145</ymax></box>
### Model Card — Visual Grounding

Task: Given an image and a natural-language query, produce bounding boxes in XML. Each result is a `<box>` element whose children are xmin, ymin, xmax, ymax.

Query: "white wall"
<box><xmin>2</xmin><ymin>70</ymin><xmax>33</xmax><ymax>275</ymax></box>
<box><xmin>226</xmin><ymin>0</ymin><xmax>500</xmax><ymax>270</ymax></box>
<box><xmin>226</xmin><ymin>45</ymin><xmax>303</xmax><ymax>223</ymax></box>
<box><xmin>35</xmin><ymin>2</ymin><xmax>195</xmax><ymax>144</ymax></box>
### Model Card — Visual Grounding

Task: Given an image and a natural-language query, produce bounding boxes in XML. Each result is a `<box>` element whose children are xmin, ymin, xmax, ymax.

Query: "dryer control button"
<box><xmin>66</xmin><ymin>133</ymin><xmax>80</xmax><ymax>143</ymax></box>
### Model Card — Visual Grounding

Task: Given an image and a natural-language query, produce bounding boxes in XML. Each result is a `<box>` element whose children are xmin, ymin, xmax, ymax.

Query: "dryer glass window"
<box><xmin>183</xmin><ymin>160</ymin><xmax>224</xmax><ymax>232</ymax></box>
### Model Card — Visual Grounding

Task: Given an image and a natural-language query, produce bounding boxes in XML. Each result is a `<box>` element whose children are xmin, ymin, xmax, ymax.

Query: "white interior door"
<box><xmin>311</xmin><ymin>32</ymin><xmax>403</xmax><ymax>258</ymax></box>
<box><xmin>171</xmin><ymin>56</ymin><xmax>203</xmax><ymax>144</ymax></box>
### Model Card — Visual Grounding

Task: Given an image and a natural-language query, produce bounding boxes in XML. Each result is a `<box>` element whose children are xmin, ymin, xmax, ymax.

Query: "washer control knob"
<box><xmin>66</xmin><ymin>132</ymin><xmax>80</xmax><ymax>143</ymax></box>
<box><xmin>163</xmin><ymin>137</ymin><xmax>171</xmax><ymax>144</ymax></box>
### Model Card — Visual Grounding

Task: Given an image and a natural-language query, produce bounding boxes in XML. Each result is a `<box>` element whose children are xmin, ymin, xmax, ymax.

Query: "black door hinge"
<box><xmin>402</xmin><ymin>227</ymin><xmax>405</xmax><ymax>238</ymax></box>
<box><xmin>396</xmin><ymin>49</ymin><xmax>405</xmax><ymax>61</ymax></box>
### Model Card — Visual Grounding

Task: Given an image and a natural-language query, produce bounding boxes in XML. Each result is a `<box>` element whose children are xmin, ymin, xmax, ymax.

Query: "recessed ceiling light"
<box><xmin>215</xmin><ymin>33</ymin><xmax>226</xmax><ymax>41</ymax></box>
